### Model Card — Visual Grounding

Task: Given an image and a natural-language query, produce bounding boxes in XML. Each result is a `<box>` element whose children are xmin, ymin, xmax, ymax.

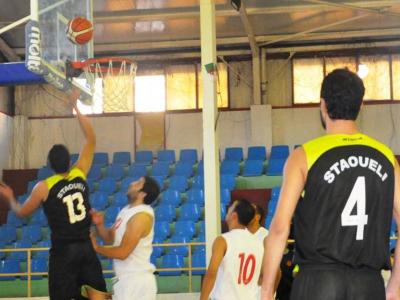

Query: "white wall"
<box><xmin>0</xmin><ymin>113</ymin><xmax>13</xmax><ymax>178</ymax></box>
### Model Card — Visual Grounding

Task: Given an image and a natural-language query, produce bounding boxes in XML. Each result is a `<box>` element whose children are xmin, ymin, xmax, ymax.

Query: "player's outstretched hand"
<box><xmin>90</xmin><ymin>209</ymin><xmax>104</xmax><ymax>226</ymax></box>
<box><xmin>0</xmin><ymin>181</ymin><xmax>15</xmax><ymax>204</ymax></box>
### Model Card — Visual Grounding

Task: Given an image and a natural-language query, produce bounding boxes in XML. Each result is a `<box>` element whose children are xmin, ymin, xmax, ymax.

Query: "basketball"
<box><xmin>66</xmin><ymin>16</ymin><xmax>93</xmax><ymax>45</ymax></box>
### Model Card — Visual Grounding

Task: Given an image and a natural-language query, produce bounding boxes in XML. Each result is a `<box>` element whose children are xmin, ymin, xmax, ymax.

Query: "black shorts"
<box><xmin>290</xmin><ymin>264</ymin><xmax>385</xmax><ymax>300</ymax></box>
<box><xmin>49</xmin><ymin>240</ymin><xmax>107</xmax><ymax>300</ymax></box>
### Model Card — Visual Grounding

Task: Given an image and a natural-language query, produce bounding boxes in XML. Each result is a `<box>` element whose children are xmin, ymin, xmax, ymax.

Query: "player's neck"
<box><xmin>229</xmin><ymin>223</ymin><xmax>247</xmax><ymax>231</ymax></box>
<box><xmin>326</xmin><ymin>119</ymin><xmax>359</xmax><ymax>135</ymax></box>
<box><xmin>129</xmin><ymin>199</ymin><xmax>144</xmax><ymax>207</ymax></box>
<box><xmin>247</xmin><ymin>224</ymin><xmax>260</xmax><ymax>234</ymax></box>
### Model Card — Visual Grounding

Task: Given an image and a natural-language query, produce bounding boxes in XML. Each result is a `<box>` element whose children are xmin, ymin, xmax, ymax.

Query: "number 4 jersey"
<box><xmin>43</xmin><ymin>167</ymin><xmax>91</xmax><ymax>246</ymax></box>
<box><xmin>294</xmin><ymin>133</ymin><xmax>395</xmax><ymax>270</ymax></box>
<box><xmin>210</xmin><ymin>229</ymin><xmax>264</xmax><ymax>300</ymax></box>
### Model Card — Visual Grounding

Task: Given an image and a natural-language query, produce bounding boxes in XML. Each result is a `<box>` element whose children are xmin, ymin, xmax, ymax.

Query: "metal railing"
<box><xmin>0</xmin><ymin>242</ymin><xmax>206</xmax><ymax>297</ymax></box>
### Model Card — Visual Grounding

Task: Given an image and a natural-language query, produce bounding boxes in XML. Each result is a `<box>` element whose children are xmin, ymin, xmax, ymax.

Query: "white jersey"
<box><xmin>254</xmin><ymin>227</ymin><xmax>269</xmax><ymax>242</ymax></box>
<box><xmin>211</xmin><ymin>229</ymin><xmax>264</xmax><ymax>300</ymax></box>
<box><xmin>113</xmin><ymin>204</ymin><xmax>155</xmax><ymax>278</ymax></box>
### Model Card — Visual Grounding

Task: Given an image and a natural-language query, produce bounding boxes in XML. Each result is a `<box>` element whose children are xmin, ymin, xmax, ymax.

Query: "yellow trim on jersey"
<box><xmin>45</xmin><ymin>167</ymin><xmax>87</xmax><ymax>190</ymax></box>
<box><xmin>302</xmin><ymin>133</ymin><xmax>395</xmax><ymax>171</ymax></box>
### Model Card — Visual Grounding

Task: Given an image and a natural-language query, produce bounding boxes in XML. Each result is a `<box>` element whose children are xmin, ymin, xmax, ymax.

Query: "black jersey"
<box><xmin>43</xmin><ymin>167</ymin><xmax>92</xmax><ymax>246</ymax></box>
<box><xmin>294</xmin><ymin>133</ymin><xmax>395</xmax><ymax>270</ymax></box>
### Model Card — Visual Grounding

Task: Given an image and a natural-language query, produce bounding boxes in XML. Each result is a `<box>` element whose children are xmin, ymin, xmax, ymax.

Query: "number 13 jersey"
<box><xmin>43</xmin><ymin>167</ymin><xmax>91</xmax><ymax>246</ymax></box>
<box><xmin>294</xmin><ymin>133</ymin><xmax>395</xmax><ymax>270</ymax></box>
<box><xmin>210</xmin><ymin>229</ymin><xmax>264</xmax><ymax>300</ymax></box>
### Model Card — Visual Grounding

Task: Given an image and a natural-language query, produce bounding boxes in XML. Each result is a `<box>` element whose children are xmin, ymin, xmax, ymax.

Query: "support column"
<box><xmin>200</xmin><ymin>0</ymin><xmax>221</xmax><ymax>263</ymax></box>
<box><xmin>252</xmin><ymin>49</ymin><xmax>262</xmax><ymax>105</ymax></box>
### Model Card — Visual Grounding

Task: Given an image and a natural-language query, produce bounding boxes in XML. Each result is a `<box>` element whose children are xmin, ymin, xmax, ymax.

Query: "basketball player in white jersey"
<box><xmin>248</xmin><ymin>204</ymin><xmax>269</xmax><ymax>240</ymax></box>
<box><xmin>90</xmin><ymin>176</ymin><xmax>160</xmax><ymax>300</ymax></box>
<box><xmin>200</xmin><ymin>199</ymin><xmax>264</xmax><ymax>300</ymax></box>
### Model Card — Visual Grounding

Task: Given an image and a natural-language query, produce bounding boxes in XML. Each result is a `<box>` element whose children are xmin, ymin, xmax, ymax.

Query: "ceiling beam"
<box><xmin>0</xmin><ymin>37</ymin><xmax>20</xmax><ymax>61</ymax></box>
<box><xmin>93</xmin><ymin>1</ymin><xmax>400</xmax><ymax>23</ymax></box>
<box><xmin>237</xmin><ymin>1</ymin><xmax>258</xmax><ymax>57</ymax></box>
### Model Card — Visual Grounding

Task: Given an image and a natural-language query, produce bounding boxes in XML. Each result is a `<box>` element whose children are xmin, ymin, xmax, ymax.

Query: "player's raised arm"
<box><xmin>386</xmin><ymin>160</ymin><xmax>400</xmax><ymax>300</ymax></box>
<box><xmin>71</xmin><ymin>90</ymin><xmax>96</xmax><ymax>176</ymax></box>
<box><xmin>261</xmin><ymin>148</ymin><xmax>307</xmax><ymax>299</ymax></box>
<box><xmin>200</xmin><ymin>236</ymin><xmax>227</xmax><ymax>300</ymax></box>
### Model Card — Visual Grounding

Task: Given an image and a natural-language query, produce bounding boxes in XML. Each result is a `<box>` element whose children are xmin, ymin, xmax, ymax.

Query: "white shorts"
<box><xmin>112</xmin><ymin>272</ymin><xmax>157</xmax><ymax>300</ymax></box>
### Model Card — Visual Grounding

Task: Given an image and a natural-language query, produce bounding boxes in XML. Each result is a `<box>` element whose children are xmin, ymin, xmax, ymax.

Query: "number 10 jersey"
<box><xmin>43</xmin><ymin>167</ymin><xmax>91</xmax><ymax>246</ymax></box>
<box><xmin>294</xmin><ymin>133</ymin><xmax>395</xmax><ymax>270</ymax></box>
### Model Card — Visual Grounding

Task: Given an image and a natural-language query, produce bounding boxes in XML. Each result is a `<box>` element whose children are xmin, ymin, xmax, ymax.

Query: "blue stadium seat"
<box><xmin>179</xmin><ymin>149</ymin><xmax>198</xmax><ymax>164</ymax></box>
<box><xmin>90</xmin><ymin>192</ymin><xmax>109</xmax><ymax>211</ymax></box>
<box><xmin>179</xmin><ymin>203</ymin><xmax>201</xmax><ymax>222</ymax></box>
<box><xmin>30</xmin><ymin>209</ymin><xmax>47</xmax><ymax>227</ymax></box>
<box><xmin>193</xmin><ymin>234</ymin><xmax>205</xmax><ymax>253</ymax></box>
<box><xmin>221</xmin><ymin>205</ymin><xmax>227</xmax><ymax>220</ymax></box>
<box><xmin>174</xmin><ymin>221</ymin><xmax>196</xmax><ymax>240</ymax></box>
<box><xmin>154</xmin><ymin>222</ymin><xmax>171</xmax><ymax>241</ymax></box>
<box><xmin>0</xmin><ymin>242</ymin><xmax>6</xmax><ymax>260</ymax></box>
<box><xmin>270</xmin><ymin>145</ymin><xmax>290</xmax><ymax>160</ymax></box>
<box><xmin>113</xmin><ymin>192</ymin><xmax>127</xmax><ymax>208</ymax></box>
<box><xmin>17</xmin><ymin>194</ymin><xmax>29</xmax><ymax>204</ymax></box>
<box><xmin>157</xmin><ymin>150</ymin><xmax>176</xmax><ymax>164</ymax></box>
<box><xmin>152</xmin><ymin>176</ymin><xmax>165</xmax><ymax>190</ymax></box>
<box><xmin>191</xmin><ymin>253</ymin><xmax>206</xmax><ymax>275</ymax></box>
<box><xmin>70</xmin><ymin>153</ymin><xmax>79</xmax><ymax>165</ymax></box>
<box><xmin>22</xmin><ymin>225</ymin><xmax>42</xmax><ymax>244</ymax></box>
<box><xmin>102</xmin><ymin>259</ymin><xmax>114</xmax><ymax>279</ymax></box>
<box><xmin>247</xmin><ymin>146</ymin><xmax>267</xmax><ymax>161</ymax></box>
<box><xmin>88</xmin><ymin>165</ymin><xmax>103</xmax><ymax>181</ymax></box>
<box><xmin>155</xmin><ymin>205</ymin><xmax>176</xmax><ymax>222</ymax></box>
<box><xmin>105</xmin><ymin>164</ymin><xmax>125</xmax><ymax>180</ymax></box>
<box><xmin>105</xmin><ymin>206</ymin><xmax>121</xmax><ymax>227</ymax></box>
<box><xmin>224</xmin><ymin>147</ymin><xmax>243</xmax><ymax>161</ymax></box>
<box><xmin>197</xmin><ymin>161</ymin><xmax>204</xmax><ymax>176</ymax></box>
<box><xmin>268</xmin><ymin>200</ymin><xmax>278</xmax><ymax>216</ymax></box>
<box><xmin>97</xmin><ymin>178</ymin><xmax>117</xmax><ymax>195</ymax></box>
<box><xmin>197</xmin><ymin>222</ymin><xmax>205</xmax><ymax>239</ymax></box>
<box><xmin>135</xmin><ymin>151</ymin><xmax>153</xmax><ymax>165</ymax></box>
<box><xmin>168</xmin><ymin>235</ymin><xmax>192</xmax><ymax>256</ymax></box>
<box><xmin>186</xmin><ymin>188</ymin><xmax>204</xmax><ymax>207</ymax></box>
<box><xmin>7</xmin><ymin>211</ymin><xmax>26</xmax><ymax>228</ymax></box>
<box><xmin>93</xmin><ymin>152</ymin><xmax>109</xmax><ymax>166</ymax></box>
<box><xmin>174</xmin><ymin>162</ymin><xmax>194</xmax><ymax>177</ymax></box>
<box><xmin>0</xmin><ymin>259</ymin><xmax>20</xmax><ymax>280</ymax></box>
<box><xmin>391</xmin><ymin>219</ymin><xmax>397</xmax><ymax>237</ymax></box>
<box><xmin>159</xmin><ymin>254</ymin><xmax>184</xmax><ymax>276</ymax></box>
<box><xmin>37</xmin><ymin>167</ymin><xmax>53</xmax><ymax>180</ymax></box>
<box><xmin>191</xmin><ymin>175</ymin><xmax>204</xmax><ymax>189</ymax></box>
<box><xmin>242</xmin><ymin>160</ymin><xmax>264</xmax><ymax>176</ymax></box>
<box><xmin>390</xmin><ymin>239</ymin><xmax>397</xmax><ymax>252</ymax></box>
<box><xmin>27</xmin><ymin>180</ymin><xmax>39</xmax><ymax>193</ymax></box>
<box><xmin>168</xmin><ymin>175</ymin><xmax>188</xmax><ymax>192</ymax></box>
<box><xmin>120</xmin><ymin>176</ymin><xmax>140</xmax><ymax>193</ymax></box>
<box><xmin>161</xmin><ymin>189</ymin><xmax>181</xmax><ymax>207</ymax></box>
<box><xmin>220</xmin><ymin>188</ymin><xmax>231</xmax><ymax>206</ymax></box>
<box><xmin>10</xmin><ymin>240</ymin><xmax>32</xmax><ymax>261</ymax></box>
<box><xmin>151</xmin><ymin>162</ymin><xmax>170</xmax><ymax>178</ymax></box>
<box><xmin>87</xmin><ymin>179</ymin><xmax>96</xmax><ymax>192</ymax></box>
<box><xmin>220</xmin><ymin>174</ymin><xmax>236</xmax><ymax>191</ymax></box>
<box><xmin>30</xmin><ymin>258</ymin><xmax>48</xmax><ymax>280</ymax></box>
<box><xmin>112</xmin><ymin>152</ymin><xmax>131</xmax><ymax>166</ymax></box>
<box><xmin>266</xmin><ymin>159</ymin><xmax>286</xmax><ymax>176</ymax></box>
<box><xmin>34</xmin><ymin>240</ymin><xmax>50</xmax><ymax>259</ymax></box>
<box><xmin>128</xmin><ymin>164</ymin><xmax>147</xmax><ymax>178</ymax></box>
<box><xmin>220</xmin><ymin>160</ymin><xmax>240</xmax><ymax>176</ymax></box>
<box><xmin>152</xmin><ymin>236</ymin><xmax>165</xmax><ymax>260</ymax></box>
<box><xmin>0</xmin><ymin>225</ymin><xmax>17</xmax><ymax>244</ymax></box>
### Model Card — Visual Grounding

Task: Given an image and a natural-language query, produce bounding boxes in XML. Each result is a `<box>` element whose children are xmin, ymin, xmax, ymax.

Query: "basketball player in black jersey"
<box><xmin>261</xmin><ymin>69</ymin><xmax>400</xmax><ymax>300</ymax></box>
<box><xmin>0</xmin><ymin>90</ymin><xmax>109</xmax><ymax>300</ymax></box>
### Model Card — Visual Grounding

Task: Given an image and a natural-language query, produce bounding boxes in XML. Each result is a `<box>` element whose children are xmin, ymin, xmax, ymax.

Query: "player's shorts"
<box><xmin>48</xmin><ymin>239</ymin><xmax>107</xmax><ymax>300</ymax></box>
<box><xmin>112</xmin><ymin>272</ymin><xmax>157</xmax><ymax>300</ymax></box>
<box><xmin>290</xmin><ymin>264</ymin><xmax>385</xmax><ymax>300</ymax></box>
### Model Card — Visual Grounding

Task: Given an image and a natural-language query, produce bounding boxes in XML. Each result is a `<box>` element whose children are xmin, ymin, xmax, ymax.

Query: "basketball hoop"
<box><xmin>67</xmin><ymin>57</ymin><xmax>137</xmax><ymax>112</ymax></box>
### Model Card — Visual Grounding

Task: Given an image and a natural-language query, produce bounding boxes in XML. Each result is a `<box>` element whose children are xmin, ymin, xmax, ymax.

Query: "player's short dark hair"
<box><xmin>320</xmin><ymin>68</ymin><xmax>365</xmax><ymax>121</ymax></box>
<box><xmin>231</xmin><ymin>199</ymin><xmax>256</xmax><ymax>226</ymax></box>
<box><xmin>254</xmin><ymin>204</ymin><xmax>265</xmax><ymax>226</ymax></box>
<box><xmin>48</xmin><ymin>144</ymin><xmax>70</xmax><ymax>174</ymax></box>
<box><xmin>141</xmin><ymin>176</ymin><xmax>160</xmax><ymax>205</ymax></box>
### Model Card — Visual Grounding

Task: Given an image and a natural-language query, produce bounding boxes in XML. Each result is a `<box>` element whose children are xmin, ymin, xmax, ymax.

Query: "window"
<box><xmin>166</xmin><ymin>64</ymin><xmax>197</xmax><ymax>110</ymax></box>
<box><xmin>358</xmin><ymin>55</ymin><xmax>391</xmax><ymax>100</ymax></box>
<box><xmin>325</xmin><ymin>56</ymin><xmax>357</xmax><ymax>75</ymax></box>
<box><xmin>198</xmin><ymin>63</ymin><xmax>228</xmax><ymax>108</ymax></box>
<box><xmin>293</xmin><ymin>58</ymin><xmax>324</xmax><ymax>104</ymax></box>
<box><xmin>134</xmin><ymin>74</ymin><xmax>166</xmax><ymax>112</ymax></box>
<box><xmin>392</xmin><ymin>55</ymin><xmax>400</xmax><ymax>100</ymax></box>
<box><xmin>75</xmin><ymin>78</ymin><xmax>103</xmax><ymax>114</ymax></box>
